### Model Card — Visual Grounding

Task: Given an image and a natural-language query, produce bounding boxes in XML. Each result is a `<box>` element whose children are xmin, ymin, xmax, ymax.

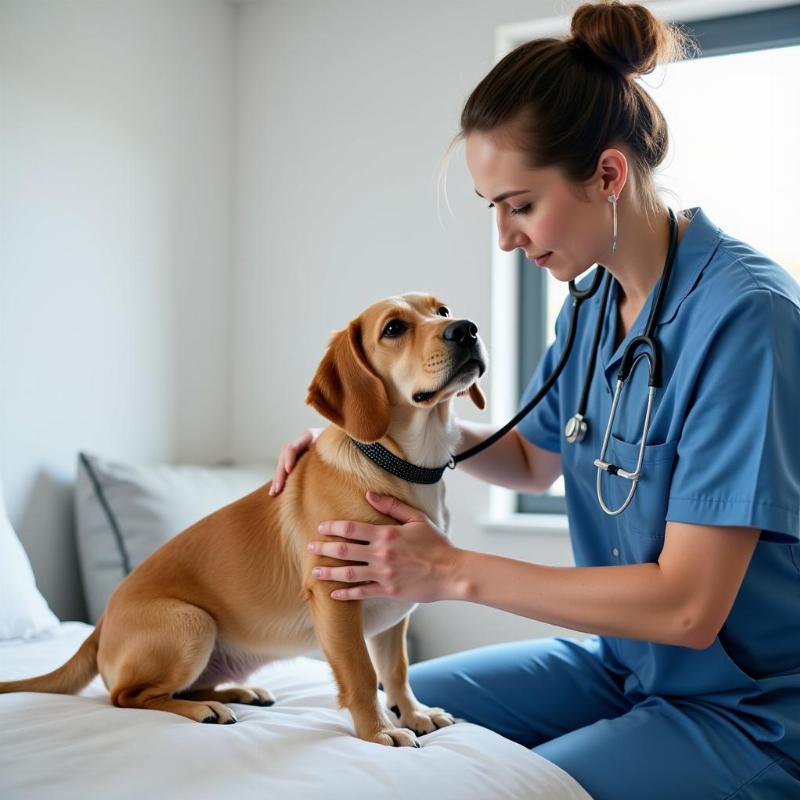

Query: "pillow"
<box><xmin>75</xmin><ymin>452</ymin><xmax>275</xmax><ymax>623</ymax></box>
<box><xmin>0</xmin><ymin>476</ymin><xmax>60</xmax><ymax>640</ymax></box>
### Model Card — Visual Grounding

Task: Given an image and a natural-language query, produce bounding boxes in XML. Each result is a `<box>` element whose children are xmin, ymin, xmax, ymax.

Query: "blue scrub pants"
<box><xmin>407</xmin><ymin>636</ymin><xmax>800</xmax><ymax>799</ymax></box>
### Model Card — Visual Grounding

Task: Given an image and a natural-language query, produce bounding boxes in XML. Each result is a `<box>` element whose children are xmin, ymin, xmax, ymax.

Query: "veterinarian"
<box><xmin>271</xmin><ymin>2</ymin><xmax>800</xmax><ymax>797</ymax></box>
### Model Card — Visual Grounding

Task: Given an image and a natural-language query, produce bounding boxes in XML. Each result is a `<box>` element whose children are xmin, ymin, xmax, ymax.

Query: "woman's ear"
<box><xmin>306</xmin><ymin>319</ymin><xmax>391</xmax><ymax>442</ymax></box>
<box><xmin>595</xmin><ymin>147</ymin><xmax>628</xmax><ymax>199</ymax></box>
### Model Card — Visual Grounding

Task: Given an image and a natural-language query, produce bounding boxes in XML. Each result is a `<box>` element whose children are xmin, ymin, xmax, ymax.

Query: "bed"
<box><xmin>0</xmin><ymin>622</ymin><xmax>590</xmax><ymax>799</ymax></box>
<box><xmin>0</xmin><ymin>456</ymin><xmax>591</xmax><ymax>798</ymax></box>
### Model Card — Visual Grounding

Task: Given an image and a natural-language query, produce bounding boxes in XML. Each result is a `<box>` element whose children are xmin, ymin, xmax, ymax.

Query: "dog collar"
<box><xmin>349</xmin><ymin>439</ymin><xmax>455</xmax><ymax>485</ymax></box>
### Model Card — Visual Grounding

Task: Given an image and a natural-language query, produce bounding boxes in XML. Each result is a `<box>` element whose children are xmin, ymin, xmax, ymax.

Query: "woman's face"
<box><xmin>465</xmin><ymin>130</ymin><xmax>610</xmax><ymax>282</ymax></box>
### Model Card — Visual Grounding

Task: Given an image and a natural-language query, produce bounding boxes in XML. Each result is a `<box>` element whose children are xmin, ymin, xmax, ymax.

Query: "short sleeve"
<box><xmin>516</xmin><ymin>300</ymin><xmax>569</xmax><ymax>454</ymax></box>
<box><xmin>666</xmin><ymin>290</ymin><xmax>800</xmax><ymax>543</ymax></box>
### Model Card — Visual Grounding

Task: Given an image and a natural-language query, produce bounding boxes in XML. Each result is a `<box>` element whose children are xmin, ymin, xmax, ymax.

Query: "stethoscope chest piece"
<box><xmin>564</xmin><ymin>413</ymin><xmax>588</xmax><ymax>444</ymax></box>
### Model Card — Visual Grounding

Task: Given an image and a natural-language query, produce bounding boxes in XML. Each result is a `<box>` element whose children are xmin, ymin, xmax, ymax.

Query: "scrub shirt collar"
<box><xmin>602</xmin><ymin>206</ymin><xmax>723</xmax><ymax>372</ymax></box>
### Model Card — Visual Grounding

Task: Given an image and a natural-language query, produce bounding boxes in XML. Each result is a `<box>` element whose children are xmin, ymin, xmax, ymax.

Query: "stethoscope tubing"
<box><xmin>591</xmin><ymin>208</ymin><xmax>678</xmax><ymax>513</ymax></box>
<box><xmin>451</xmin><ymin>208</ymin><xmax>679</xmax><ymax>518</ymax></box>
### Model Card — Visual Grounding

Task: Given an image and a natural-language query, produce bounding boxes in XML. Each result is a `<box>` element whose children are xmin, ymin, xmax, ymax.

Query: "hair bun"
<box><xmin>570</xmin><ymin>1</ymin><xmax>680</xmax><ymax>79</ymax></box>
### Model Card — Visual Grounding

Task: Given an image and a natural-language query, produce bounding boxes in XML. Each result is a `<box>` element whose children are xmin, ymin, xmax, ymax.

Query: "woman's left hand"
<box><xmin>307</xmin><ymin>491</ymin><xmax>461</xmax><ymax>602</ymax></box>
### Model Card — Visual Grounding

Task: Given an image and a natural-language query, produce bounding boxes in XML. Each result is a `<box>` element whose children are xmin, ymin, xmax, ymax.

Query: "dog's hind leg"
<box><xmin>104</xmin><ymin>600</ymin><xmax>236</xmax><ymax>724</ymax></box>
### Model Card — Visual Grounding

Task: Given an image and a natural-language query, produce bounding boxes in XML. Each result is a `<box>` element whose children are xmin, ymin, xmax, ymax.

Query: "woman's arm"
<box><xmin>312</xmin><ymin>495</ymin><xmax>759</xmax><ymax>648</ymax></box>
<box><xmin>448</xmin><ymin>521</ymin><xmax>760</xmax><ymax>649</ymax></box>
<box><xmin>455</xmin><ymin>420</ymin><xmax>562</xmax><ymax>494</ymax></box>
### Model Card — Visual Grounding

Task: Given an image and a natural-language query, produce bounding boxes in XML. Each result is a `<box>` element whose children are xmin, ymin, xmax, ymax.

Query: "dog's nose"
<box><xmin>443</xmin><ymin>319</ymin><xmax>478</xmax><ymax>346</ymax></box>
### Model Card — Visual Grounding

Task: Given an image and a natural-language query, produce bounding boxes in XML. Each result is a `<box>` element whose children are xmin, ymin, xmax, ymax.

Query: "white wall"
<box><xmin>0</xmin><ymin>0</ymin><xmax>234</xmax><ymax>620</ymax></box>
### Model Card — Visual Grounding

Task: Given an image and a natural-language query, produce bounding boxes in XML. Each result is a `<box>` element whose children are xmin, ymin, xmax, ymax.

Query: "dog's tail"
<box><xmin>0</xmin><ymin>617</ymin><xmax>103</xmax><ymax>696</ymax></box>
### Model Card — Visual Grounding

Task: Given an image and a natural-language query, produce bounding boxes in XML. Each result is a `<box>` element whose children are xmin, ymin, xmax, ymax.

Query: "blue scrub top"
<box><xmin>517</xmin><ymin>207</ymin><xmax>800</xmax><ymax>759</ymax></box>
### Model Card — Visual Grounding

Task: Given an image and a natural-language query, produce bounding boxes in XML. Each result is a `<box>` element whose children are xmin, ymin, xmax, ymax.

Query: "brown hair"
<box><xmin>445</xmin><ymin>1</ymin><xmax>696</xmax><ymax>221</ymax></box>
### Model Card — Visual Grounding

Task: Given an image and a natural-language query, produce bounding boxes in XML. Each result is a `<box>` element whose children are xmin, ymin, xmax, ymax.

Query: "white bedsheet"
<box><xmin>0</xmin><ymin>623</ymin><xmax>591</xmax><ymax>800</ymax></box>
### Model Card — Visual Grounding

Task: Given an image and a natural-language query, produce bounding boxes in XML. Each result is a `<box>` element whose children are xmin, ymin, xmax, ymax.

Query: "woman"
<box><xmin>270</xmin><ymin>2</ymin><xmax>800</xmax><ymax>797</ymax></box>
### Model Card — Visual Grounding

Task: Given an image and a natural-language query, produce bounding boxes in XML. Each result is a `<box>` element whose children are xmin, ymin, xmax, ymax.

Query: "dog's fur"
<box><xmin>0</xmin><ymin>293</ymin><xmax>487</xmax><ymax>747</ymax></box>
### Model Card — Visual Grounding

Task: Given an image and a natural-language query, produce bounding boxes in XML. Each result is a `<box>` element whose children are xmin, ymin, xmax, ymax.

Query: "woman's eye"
<box><xmin>437</xmin><ymin>306</ymin><xmax>450</xmax><ymax>317</ymax></box>
<box><xmin>486</xmin><ymin>202</ymin><xmax>532</xmax><ymax>216</ymax></box>
<box><xmin>382</xmin><ymin>319</ymin><xmax>407</xmax><ymax>338</ymax></box>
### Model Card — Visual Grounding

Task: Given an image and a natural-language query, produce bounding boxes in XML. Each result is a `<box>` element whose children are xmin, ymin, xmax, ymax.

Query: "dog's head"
<box><xmin>306</xmin><ymin>293</ymin><xmax>487</xmax><ymax>442</ymax></box>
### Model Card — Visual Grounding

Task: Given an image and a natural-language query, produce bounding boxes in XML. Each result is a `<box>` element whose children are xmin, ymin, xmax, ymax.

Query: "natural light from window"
<box><xmin>543</xmin><ymin>43</ymin><xmax>800</xmax><ymax>500</ymax></box>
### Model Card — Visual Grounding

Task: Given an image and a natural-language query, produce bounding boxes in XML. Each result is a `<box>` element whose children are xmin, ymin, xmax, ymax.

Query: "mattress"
<box><xmin>0</xmin><ymin>622</ymin><xmax>590</xmax><ymax>799</ymax></box>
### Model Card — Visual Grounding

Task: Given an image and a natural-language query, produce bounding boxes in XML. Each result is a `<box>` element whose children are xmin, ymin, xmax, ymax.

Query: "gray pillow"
<box><xmin>75</xmin><ymin>452</ymin><xmax>274</xmax><ymax>623</ymax></box>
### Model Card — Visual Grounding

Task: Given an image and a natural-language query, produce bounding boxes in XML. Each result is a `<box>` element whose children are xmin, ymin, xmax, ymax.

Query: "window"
<box><xmin>517</xmin><ymin>4</ymin><xmax>800</xmax><ymax>515</ymax></box>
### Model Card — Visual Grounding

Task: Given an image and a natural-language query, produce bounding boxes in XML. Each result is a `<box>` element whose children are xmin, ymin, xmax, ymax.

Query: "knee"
<box><xmin>407</xmin><ymin>659</ymin><xmax>474</xmax><ymax>721</ymax></box>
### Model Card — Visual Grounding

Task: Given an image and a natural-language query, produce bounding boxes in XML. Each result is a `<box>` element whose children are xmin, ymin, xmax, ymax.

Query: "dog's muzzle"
<box><xmin>412</xmin><ymin>320</ymin><xmax>487</xmax><ymax>403</ymax></box>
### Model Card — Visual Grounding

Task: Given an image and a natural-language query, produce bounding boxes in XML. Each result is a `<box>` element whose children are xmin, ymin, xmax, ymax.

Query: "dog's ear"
<box><xmin>468</xmin><ymin>382</ymin><xmax>486</xmax><ymax>410</ymax></box>
<box><xmin>306</xmin><ymin>319</ymin><xmax>391</xmax><ymax>442</ymax></box>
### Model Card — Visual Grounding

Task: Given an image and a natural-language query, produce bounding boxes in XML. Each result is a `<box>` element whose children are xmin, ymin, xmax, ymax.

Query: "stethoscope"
<box><xmin>452</xmin><ymin>207</ymin><xmax>679</xmax><ymax>517</ymax></box>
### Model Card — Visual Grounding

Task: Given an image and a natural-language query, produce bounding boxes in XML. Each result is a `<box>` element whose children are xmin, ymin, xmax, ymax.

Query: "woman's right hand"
<box><xmin>269</xmin><ymin>427</ymin><xmax>323</xmax><ymax>495</ymax></box>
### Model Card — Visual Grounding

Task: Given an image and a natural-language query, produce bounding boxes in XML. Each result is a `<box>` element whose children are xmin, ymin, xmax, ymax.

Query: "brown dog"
<box><xmin>0</xmin><ymin>293</ymin><xmax>487</xmax><ymax>748</ymax></box>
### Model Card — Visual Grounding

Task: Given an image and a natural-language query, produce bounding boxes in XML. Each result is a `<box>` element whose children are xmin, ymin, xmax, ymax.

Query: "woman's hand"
<box><xmin>269</xmin><ymin>427</ymin><xmax>323</xmax><ymax>495</ymax></box>
<box><xmin>307</xmin><ymin>491</ymin><xmax>464</xmax><ymax>602</ymax></box>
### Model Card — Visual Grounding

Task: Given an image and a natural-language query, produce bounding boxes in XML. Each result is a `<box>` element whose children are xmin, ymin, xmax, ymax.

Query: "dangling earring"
<box><xmin>608</xmin><ymin>194</ymin><xmax>618</xmax><ymax>254</ymax></box>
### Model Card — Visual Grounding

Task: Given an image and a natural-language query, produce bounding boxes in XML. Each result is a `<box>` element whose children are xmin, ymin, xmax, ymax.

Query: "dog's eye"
<box><xmin>382</xmin><ymin>319</ymin><xmax>408</xmax><ymax>338</ymax></box>
<box><xmin>437</xmin><ymin>306</ymin><xmax>450</xmax><ymax>317</ymax></box>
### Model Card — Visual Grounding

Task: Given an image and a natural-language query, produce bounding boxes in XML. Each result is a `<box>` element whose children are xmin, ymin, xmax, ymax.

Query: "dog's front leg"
<box><xmin>367</xmin><ymin>616</ymin><xmax>456</xmax><ymax>736</ymax></box>
<box><xmin>306</xmin><ymin>584</ymin><xmax>420</xmax><ymax>747</ymax></box>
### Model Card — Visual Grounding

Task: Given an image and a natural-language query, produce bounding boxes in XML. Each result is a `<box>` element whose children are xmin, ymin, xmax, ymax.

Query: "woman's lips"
<box><xmin>532</xmin><ymin>251</ymin><xmax>552</xmax><ymax>267</ymax></box>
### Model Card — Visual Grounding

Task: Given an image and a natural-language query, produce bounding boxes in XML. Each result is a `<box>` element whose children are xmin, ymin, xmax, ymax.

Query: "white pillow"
<box><xmin>75</xmin><ymin>452</ymin><xmax>275</xmax><ymax>623</ymax></box>
<box><xmin>0</xmin><ymin>477</ymin><xmax>60</xmax><ymax>640</ymax></box>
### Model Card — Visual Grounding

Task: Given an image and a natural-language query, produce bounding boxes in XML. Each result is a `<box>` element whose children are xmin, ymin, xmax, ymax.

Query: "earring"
<box><xmin>608</xmin><ymin>194</ymin><xmax>618</xmax><ymax>254</ymax></box>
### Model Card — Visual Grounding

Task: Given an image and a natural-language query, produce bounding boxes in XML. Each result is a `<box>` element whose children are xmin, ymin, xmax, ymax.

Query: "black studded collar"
<box><xmin>349</xmin><ymin>439</ymin><xmax>454</xmax><ymax>485</ymax></box>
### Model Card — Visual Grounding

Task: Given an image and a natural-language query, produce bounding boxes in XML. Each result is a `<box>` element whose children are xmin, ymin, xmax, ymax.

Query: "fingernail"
<box><xmin>312</xmin><ymin>568</ymin><xmax>321</xmax><ymax>577</ymax></box>
<box><xmin>307</xmin><ymin>543</ymin><xmax>316</xmax><ymax>552</ymax></box>
<box><xmin>368</xmin><ymin>491</ymin><xmax>383</xmax><ymax>501</ymax></box>
<box><xmin>317</xmin><ymin>523</ymin><xmax>326</xmax><ymax>533</ymax></box>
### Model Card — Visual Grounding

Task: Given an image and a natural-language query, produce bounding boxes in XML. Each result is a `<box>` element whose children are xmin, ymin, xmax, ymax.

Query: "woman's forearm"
<box><xmin>454</xmin><ymin>420</ymin><xmax>539</xmax><ymax>492</ymax></box>
<box><xmin>444</xmin><ymin>549</ymin><xmax>705</xmax><ymax>649</ymax></box>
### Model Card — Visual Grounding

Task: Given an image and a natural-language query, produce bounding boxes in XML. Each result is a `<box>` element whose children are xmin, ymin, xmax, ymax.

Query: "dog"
<box><xmin>0</xmin><ymin>293</ymin><xmax>487</xmax><ymax>748</ymax></box>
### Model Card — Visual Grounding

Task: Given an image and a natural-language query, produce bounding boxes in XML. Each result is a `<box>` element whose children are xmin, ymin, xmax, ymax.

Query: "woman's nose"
<box><xmin>496</xmin><ymin>213</ymin><xmax>528</xmax><ymax>252</ymax></box>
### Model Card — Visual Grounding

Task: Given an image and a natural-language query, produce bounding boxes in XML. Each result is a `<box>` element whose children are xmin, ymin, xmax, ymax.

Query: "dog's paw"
<box><xmin>241</xmin><ymin>687</ymin><xmax>276</xmax><ymax>707</ymax></box>
<box><xmin>200</xmin><ymin>701</ymin><xmax>238</xmax><ymax>724</ymax></box>
<box><xmin>196</xmin><ymin>686</ymin><xmax>276</xmax><ymax>707</ymax></box>
<box><xmin>391</xmin><ymin>703</ymin><xmax>456</xmax><ymax>736</ymax></box>
<box><xmin>369</xmin><ymin>725</ymin><xmax>422</xmax><ymax>748</ymax></box>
